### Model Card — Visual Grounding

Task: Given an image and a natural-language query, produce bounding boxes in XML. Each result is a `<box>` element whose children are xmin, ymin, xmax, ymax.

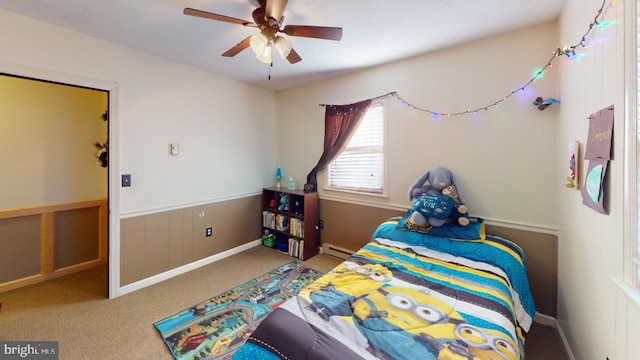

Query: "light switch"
<box><xmin>170</xmin><ymin>143</ymin><xmax>179</xmax><ymax>155</ymax></box>
<box><xmin>122</xmin><ymin>174</ymin><xmax>131</xmax><ymax>187</ymax></box>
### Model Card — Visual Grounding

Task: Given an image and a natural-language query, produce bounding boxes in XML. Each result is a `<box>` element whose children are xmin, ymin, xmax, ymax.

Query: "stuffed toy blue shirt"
<box><xmin>409</xmin><ymin>193</ymin><xmax>454</xmax><ymax>220</ymax></box>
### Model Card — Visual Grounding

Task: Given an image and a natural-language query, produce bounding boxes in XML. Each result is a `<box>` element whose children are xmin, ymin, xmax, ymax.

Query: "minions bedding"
<box><xmin>231</xmin><ymin>217</ymin><xmax>535</xmax><ymax>360</ymax></box>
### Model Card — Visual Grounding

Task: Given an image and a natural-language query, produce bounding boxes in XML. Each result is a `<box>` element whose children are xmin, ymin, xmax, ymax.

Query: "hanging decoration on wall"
<box><xmin>319</xmin><ymin>0</ymin><xmax>614</xmax><ymax>118</ymax></box>
<box><xmin>566</xmin><ymin>141</ymin><xmax>579</xmax><ymax>189</ymax></box>
<box><xmin>581</xmin><ymin>105</ymin><xmax>613</xmax><ymax>214</ymax></box>
<box><xmin>93</xmin><ymin>109</ymin><xmax>109</xmax><ymax>168</ymax></box>
<box><xmin>533</xmin><ymin>97</ymin><xmax>560</xmax><ymax>111</ymax></box>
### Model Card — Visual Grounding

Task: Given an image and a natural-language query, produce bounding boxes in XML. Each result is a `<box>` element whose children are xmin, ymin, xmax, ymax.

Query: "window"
<box><xmin>633</xmin><ymin>0</ymin><xmax>640</xmax><ymax>288</ymax></box>
<box><xmin>615</xmin><ymin>0</ymin><xmax>640</xmax><ymax>300</ymax></box>
<box><xmin>327</xmin><ymin>102</ymin><xmax>384</xmax><ymax>194</ymax></box>
<box><xmin>635</xmin><ymin>27</ymin><xmax>640</xmax><ymax>286</ymax></box>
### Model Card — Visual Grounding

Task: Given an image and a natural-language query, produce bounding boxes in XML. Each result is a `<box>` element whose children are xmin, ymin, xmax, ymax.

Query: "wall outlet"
<box><xmin>319</xmin><ymin>220</ymin><xmax>324</xmax><ymax>229</ymax></box>
<box><xmin>206</xmin><ymin>227</ymin><xmax>213</xmax><ymax>237</ymax></box>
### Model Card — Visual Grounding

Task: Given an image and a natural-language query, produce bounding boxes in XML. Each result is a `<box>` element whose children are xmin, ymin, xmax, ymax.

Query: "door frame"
<box><xmin>0</xmin><ymin>60</ymin><xmax>121</xmax><ymax>298</ymax></box>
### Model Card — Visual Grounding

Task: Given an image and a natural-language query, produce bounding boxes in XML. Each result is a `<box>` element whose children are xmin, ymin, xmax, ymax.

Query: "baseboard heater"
<box><xmin>321</xmin><ymin>243</ymin><xmax>354</xmax><ymax>260</ymax></box>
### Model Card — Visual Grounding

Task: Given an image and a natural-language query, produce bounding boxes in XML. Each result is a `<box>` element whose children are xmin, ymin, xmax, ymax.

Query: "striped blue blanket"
<box><xmin>231</xmin><ymin>218</ymin><xmax>535</xmax><ymax>360</ymax></box>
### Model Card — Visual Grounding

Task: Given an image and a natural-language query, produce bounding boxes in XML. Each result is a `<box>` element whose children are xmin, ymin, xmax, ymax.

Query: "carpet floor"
<box><xmin>0</xmin><ymin>245</ymin><xmax>568</xmax><ymax>359</ymax></box>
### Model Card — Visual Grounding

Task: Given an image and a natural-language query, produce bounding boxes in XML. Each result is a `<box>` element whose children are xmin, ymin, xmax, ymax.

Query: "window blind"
<box><xmin>328</xmin><ymin>103</ymin><xmax>384</xmax><ymax>193</ymax></box>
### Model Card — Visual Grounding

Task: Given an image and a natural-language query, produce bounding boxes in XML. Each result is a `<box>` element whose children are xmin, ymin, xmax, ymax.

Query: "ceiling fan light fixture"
<box><xmin>250</xmin><ymin>33</ymin><xmax>272</xmax><ymax>63</ymax></box>
<box><xmin>250</xmin><ymin>33</ymin><xmax>268</xmax><ymax>53</ymax></box>
<box><xmin>256</xmin><ymin>45</ymin><xmax>272</xmax><ymax>64</ymax></box>
<box><xmin>274</xmin><ymin>36</ymin><xmax>292</xmax><ymax>59</ymax></box>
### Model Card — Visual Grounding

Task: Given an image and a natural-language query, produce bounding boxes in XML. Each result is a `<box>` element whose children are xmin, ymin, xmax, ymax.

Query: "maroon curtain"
<box><xmin>305</xmin><ymin>99</ymin><xmax>372</xmax><ymax>189</ymax></box>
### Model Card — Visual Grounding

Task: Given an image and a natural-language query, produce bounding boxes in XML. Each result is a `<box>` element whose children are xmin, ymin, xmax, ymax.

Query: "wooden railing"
<box><xmin>0</xmin><ymin>199</ymin><xmax>108</xmax><ymax>292</ymax></box>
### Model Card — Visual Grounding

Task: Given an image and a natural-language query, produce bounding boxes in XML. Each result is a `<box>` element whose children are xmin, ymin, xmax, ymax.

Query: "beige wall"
<box><xmin>276</xmin><ymin>21</ymin><xmax>559</xmax><ymax>231</ymax></box>
<box><xmin>0</xmin><ymin>75</ymin><xmax>108</xmax><ymax>209</ymax></box>
<box><xmin>0</xmin><ymin>9</ymin><xmax>278</xmax><ymax>295</ymax></box>
<box><xmin>278</xmin><ymin>20</ymin><xmax>560</xmax><ymax>320</ymax></box>
<box><xmin>0</xmin><ymin>9</ymin><xmax>278</xmax><ymax>215</ymax></box>
<box><xmin>556</xmin><ymin>1</ymin><xmax>640</xmax><ymax>359</ymax></box>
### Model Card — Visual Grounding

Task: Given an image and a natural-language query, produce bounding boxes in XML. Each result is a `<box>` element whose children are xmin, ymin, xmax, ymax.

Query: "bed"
<box><xmin>230</xmin><ymin>216</ymin><xmax>535</xmax><ymax>360</ymax></box>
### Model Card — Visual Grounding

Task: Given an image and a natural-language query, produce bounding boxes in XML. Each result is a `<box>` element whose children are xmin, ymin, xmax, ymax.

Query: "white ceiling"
<box><xmin>0</xmin><ymin>0</ymin><xmax>566</xmax><ymax>91</ymax></box>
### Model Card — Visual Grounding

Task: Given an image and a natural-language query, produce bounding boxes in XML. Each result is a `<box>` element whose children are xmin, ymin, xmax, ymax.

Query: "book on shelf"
<box><xmin>298</xmin><ymin>240</ymin><xmax>304</xmax><ymax>259</ymax></box>
<box><xmin>262</xmin><ymin>211</ymin><xmax>275</xmax><ymax>229</ymax></box>
<box><xmin>288</xmin><ymin>238</ymin><xmax>304</xmax><ymax>259</ymax></box>
<box><xmin>288</xmin><ymin>237</ymin><xmax>296</xmax><ymax>257</ymax></box>
<box><xmin>289</xmin><ymin>218</ymin><xmax>304</xmax><ymax>238</ymax></box>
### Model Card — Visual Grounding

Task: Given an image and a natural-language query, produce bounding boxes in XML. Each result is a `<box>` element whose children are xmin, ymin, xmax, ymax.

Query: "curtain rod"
<box><xmin>318</xmin><ymin>91</ymin><xmax>396</xmax><ymax>107</ymax></box>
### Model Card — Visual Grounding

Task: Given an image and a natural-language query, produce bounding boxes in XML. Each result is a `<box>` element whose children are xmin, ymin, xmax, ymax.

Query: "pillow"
<box><xmin>409</xmin><ymin>193</ymin><xmax>454</xmax><ymax>220</ymax></box>
<box><xmin>396</xmin><ymin>213</ymin><xmax>486</xmax><ymax>240</ymax></box>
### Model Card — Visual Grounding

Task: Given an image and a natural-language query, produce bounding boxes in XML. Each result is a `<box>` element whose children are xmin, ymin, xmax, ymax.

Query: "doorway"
<box><xmin>0</xmin><ymin>62</ymin><xmax>119</xmax><ymax>298</ymax></box>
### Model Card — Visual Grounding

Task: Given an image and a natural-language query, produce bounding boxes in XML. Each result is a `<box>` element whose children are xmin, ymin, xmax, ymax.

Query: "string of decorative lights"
<box><xmin>320</xmin><ymin>0</ymin><xmax>615</xmax><ymax>117</ymax></box>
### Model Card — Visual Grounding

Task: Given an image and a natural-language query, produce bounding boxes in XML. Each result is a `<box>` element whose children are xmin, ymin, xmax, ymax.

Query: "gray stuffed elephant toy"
<box><xmin>407</xmin><ymin>166</ymin><xmax>468</xmax><ymax>227</ymax></box>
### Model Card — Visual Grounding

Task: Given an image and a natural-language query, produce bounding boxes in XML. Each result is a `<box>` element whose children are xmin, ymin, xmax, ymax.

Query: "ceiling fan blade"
<box><xmin>184</xmin><ymin>8</ymin><xmax>253</xmax><ymax>26</ymax></box>
<box><xmin>281</xmin><ymin>25</ymin><xmax>343</xmax><ymax>41</ymax></box>
<box><xmin>286</xmin><ymin>48</ymin><xmax>302</xmax><ymax>64</ymax></box>
<box><xmin>221</xmin><ymin>36</ymin><xmax>252</xmax><ymax>57</ymax></box>
<box><xmin>265</xmin><ymin>0</ymin><xmax>288</xmax><ymax>22</ymax></box>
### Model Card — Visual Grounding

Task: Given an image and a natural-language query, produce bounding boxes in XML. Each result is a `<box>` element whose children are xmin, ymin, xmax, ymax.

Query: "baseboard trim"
<box><xmin>533</xmin><ymin>311</ymin><xmax>555</xmax><ymax>327</ymax></box>
<box><xmin>554</xmin><ymin>320</ymin><xmax>576</xmax><ymax>360</ymax></box>
<box><xmin>118</xmin><ymin>239</ymin><xmax>262</xmax><ymax>296</ymax></box>
<box><xmin>533</xmin><ymin>312</ymin><xmax>575</xmax><ymax>360</ymax></box>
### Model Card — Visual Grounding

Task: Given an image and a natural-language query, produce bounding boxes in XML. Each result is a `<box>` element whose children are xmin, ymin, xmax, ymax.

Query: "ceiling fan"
<box><xmin>184</xmin><ymin>0</ymin><xmax>342</xmax><ymax>64</ymax></box>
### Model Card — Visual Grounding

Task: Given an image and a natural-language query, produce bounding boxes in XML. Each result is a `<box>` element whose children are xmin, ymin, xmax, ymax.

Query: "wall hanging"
<box><xmin>581</xmin><ymin>105</ymin><xmax>613</xmax><ymax>214</ymax></box>
<box><xmin>533</xmin><ymin>97</ymin><xmax>560</xmax><ymax>111</ymax></box>
<box><xmin>566</xmin><ymin>141</ymin><xmax>579</xmax><ymax>189</ymax></box>
<box><xmin>93</xmin><ymin>109</ymin><xmax>109</xmax><ymax>168</ymax></box>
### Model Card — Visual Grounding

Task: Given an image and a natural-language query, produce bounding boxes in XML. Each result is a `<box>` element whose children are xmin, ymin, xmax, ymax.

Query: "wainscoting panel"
<box><xmin>319</xmin><ymin>199</ymin><xmax>404</xmax><ymax>251</ymax></box>
<box><xmin>54</xmin><ymin>207</ymin><xmax>100</xmax><ymax>269</ymax></box>
<box><xmin>0</xmin><ymin>215</ymin><xmax>41</xmax><ymax>283</ymax></box>
<box><xmin>120</xmin><ymin>216</ymin><xmax>147</xmax><ymax>286</ymax></box>
<box><xmin>146</xmin><ymin>211</ymin><xmax>173</xmax><ymax>278</ymax></box>
<box><xmin>119</xmin><ymin>194</ymin><xmax>261</xmax><ymax>286</ymax></box>
<box><xmin>0</xmin><ymin>199</ymin><xmax>107</xmax><ymax>292</ymax></box>
<box><xmin>485</xmin><ymin>224</ymin><xmax>558</xmax><ymax>318</ymax></box>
